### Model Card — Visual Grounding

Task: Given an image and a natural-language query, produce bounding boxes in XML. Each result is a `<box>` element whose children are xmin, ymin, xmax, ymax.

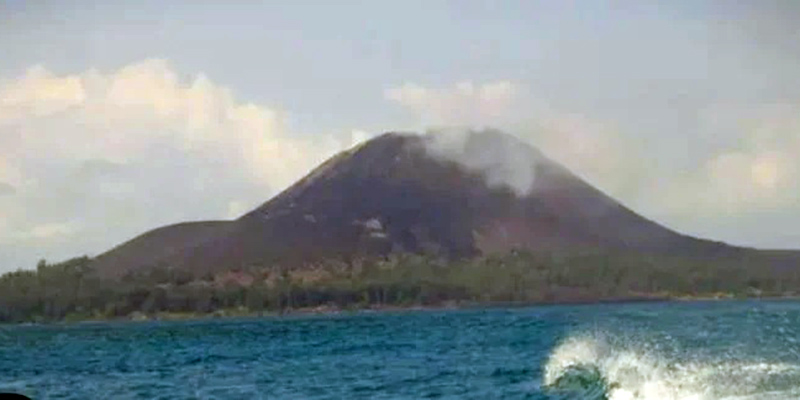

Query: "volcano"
<box><xmin>91</xmin><ymin>130</ymin><xmax>789</xmax><ymax>278</ymax></box>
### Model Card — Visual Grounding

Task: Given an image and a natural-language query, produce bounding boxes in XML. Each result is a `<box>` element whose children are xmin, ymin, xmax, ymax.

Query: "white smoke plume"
<box><xmin>421</xmin><ymin>127</ymin><xmax>543</xmax><ymax>196</ymax></box>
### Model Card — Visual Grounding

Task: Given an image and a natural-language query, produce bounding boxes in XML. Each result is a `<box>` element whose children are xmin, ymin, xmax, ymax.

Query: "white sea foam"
<box><xmin>543</xmin><ymin>333</ymin><xmax>800</xmax><ymax>400</ymax></box>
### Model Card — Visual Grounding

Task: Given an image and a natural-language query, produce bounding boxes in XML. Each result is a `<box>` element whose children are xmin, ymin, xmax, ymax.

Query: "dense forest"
<box><xmin>1</xmin><ymin>250</ymin><xmax>799</xmax><ymax>323</ymax></box>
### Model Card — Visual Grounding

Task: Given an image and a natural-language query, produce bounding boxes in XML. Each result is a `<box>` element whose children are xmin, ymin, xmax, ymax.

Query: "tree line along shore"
<box><xmin>0</xmin><ymin>250</ymin><xmax>796</xmax><ymax>323</ymax></box>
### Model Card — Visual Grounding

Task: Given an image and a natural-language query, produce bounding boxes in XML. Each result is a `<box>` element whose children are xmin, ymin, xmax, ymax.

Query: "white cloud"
<box><xmin>653</xmin><ymin>105</ymin><xmax>800</xmax><ymax>215</ymax></box>
<box><xmin>0</xmin><ymin>65</ymin><xmax>86</xmax><ymax>120</ymax></box>
<box><xmin>385</xmin><ymin>80</ymin><xmax>517</xmax><ymax>128</ymax></box>
<box><xmin>1</xmin><ymin>59</ymin><xmax>341</xmax><ymax>187</ymax></box>
<box><xmin>15</xmin><ymin>222</ymin><xmax>80</xmax><ymax>240</ymax></box>
<box><xmin>0</xmin><ymin>59</ymin><xmax>354</xmax><ymax>270</ymax></box>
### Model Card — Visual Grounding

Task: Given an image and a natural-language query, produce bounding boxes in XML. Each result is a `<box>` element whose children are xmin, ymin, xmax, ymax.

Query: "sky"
<box><xmin>1</xmin><ymin>0</ymin><xmax>799</xmax><ymax>272</ymax></box>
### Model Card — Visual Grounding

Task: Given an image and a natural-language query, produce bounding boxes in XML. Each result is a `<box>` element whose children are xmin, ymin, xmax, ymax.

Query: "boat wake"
<box><xmin>543</xmin><ymin>333</ymin><xmax>800</xmax><ymax>400</ymax></box>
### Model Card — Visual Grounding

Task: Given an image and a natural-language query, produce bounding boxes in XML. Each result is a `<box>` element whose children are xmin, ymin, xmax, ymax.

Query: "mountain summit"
<box><xmin>93</xmin><ymin>129</ymin><xmax>739</xmax><ymax>277</ymax></box>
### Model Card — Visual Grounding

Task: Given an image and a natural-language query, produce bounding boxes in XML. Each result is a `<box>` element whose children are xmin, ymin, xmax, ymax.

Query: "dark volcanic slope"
<box><xmin>92</xmin><ymin>221</ymin><xmax>234</xmax><ymax>278</ymax></box>
<box><xmin>92</xmin><ymin>130</ymin><xmax>780</xmax><ymax>277</ymax></box>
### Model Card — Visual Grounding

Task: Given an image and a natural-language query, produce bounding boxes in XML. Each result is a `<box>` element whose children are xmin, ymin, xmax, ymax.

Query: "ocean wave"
<box><xmin>543</xmin><ymin>333</ymin><xmax>800</xmax><ymax>400</ymax></box>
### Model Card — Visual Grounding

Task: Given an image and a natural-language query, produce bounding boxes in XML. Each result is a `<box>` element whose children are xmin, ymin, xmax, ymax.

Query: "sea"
<box><xmin>3</xmin><ymin>300</ymin><xmax>800</xmax><ymax>399</ymax></box>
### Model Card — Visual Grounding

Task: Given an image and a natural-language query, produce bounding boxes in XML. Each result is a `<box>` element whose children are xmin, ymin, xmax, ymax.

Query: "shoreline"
<box><xmin>6</xmin><ymin>293</ymin><xmax>800</xmax><ymax>326</ymax></box>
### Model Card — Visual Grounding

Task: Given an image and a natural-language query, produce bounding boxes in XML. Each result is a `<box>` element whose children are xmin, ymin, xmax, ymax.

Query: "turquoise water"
<box><xmin>3</xmin><ymin>301</ymin><xmax>800</xmax><ymax>399</ymax></box>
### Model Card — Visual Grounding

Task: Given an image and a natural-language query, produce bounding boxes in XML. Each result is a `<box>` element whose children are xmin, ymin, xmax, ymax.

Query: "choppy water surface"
<box><xmin>3</xmin><ymin>300</ymin><xmax>800</xmax><ymax>399</ymax></box>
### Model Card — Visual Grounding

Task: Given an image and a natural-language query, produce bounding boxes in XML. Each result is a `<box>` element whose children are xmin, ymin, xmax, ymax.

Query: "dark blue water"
<box><xmin>3</xmin><ymin>300</ymin><xmax>800</xmax><ymax>399</ymax></box>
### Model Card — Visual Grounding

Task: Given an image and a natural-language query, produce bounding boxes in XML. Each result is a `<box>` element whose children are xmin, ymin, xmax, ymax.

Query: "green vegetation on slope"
<box><xmin>1</xmin><ymin>251</ymin><xmax>798</xmax><ymax>322</ymax></box>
